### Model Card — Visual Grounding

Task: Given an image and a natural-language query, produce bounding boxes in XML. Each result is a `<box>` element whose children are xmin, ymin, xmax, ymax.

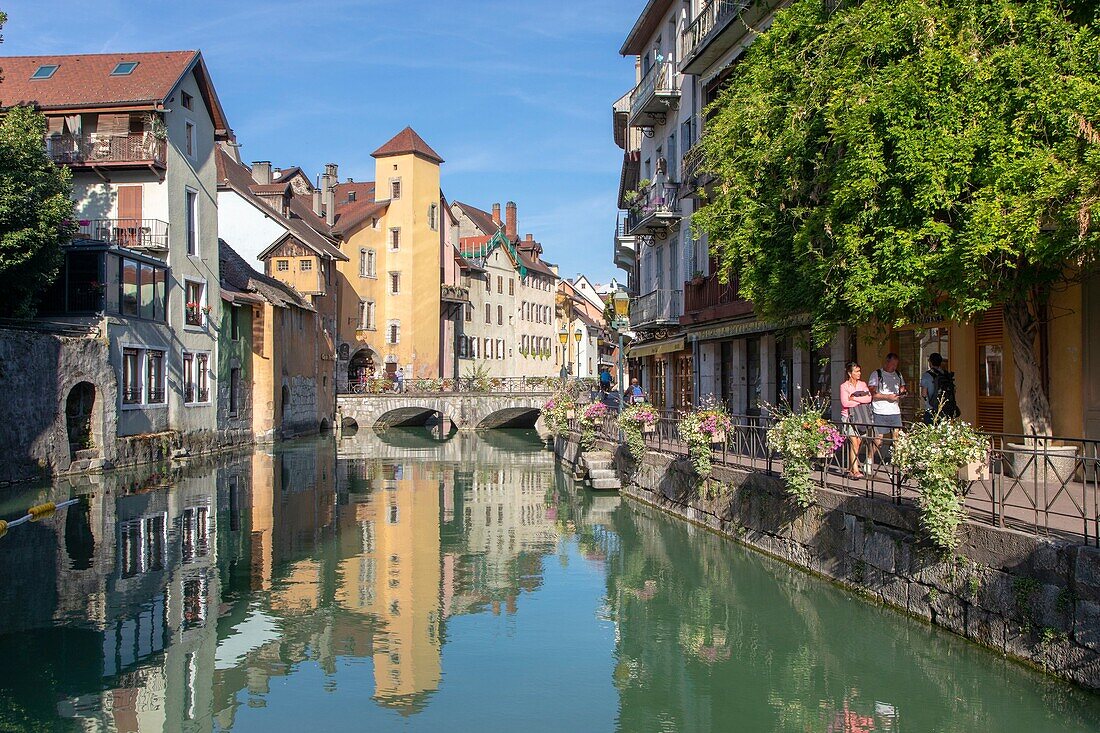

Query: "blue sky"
<box><xmin>1</xmin><ymin>0</ymin><xmax>640</xmax><ymax>283</ymax></box>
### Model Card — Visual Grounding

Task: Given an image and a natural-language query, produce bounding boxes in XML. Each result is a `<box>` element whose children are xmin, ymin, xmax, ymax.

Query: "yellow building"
<box><xmin>333</xmin><ymin>128</ymin><xmax>453</xmax><ymax>385</ymax></box>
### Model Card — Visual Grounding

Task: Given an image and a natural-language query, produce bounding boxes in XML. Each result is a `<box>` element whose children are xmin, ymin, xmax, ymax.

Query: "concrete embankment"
<box><xmin>553</xmin><ymin>434</ymin><xmax>1100</xmax><ymax>690</ymax></box>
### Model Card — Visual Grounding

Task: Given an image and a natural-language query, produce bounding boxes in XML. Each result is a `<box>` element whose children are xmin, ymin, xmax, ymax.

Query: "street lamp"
<box><xmin>612</xmin><ymin>290</ymin><xmax>630</xmax><ymax>416</ymax></box>
<box><xmin>558</xmin><ymin>327</ymin><xmax>569</xmax><ymax>378</ymax></box>
<box><xmin>574</xmin><ymin>327</ymin><xmax>583</xmax><ymax>380</ymax></box>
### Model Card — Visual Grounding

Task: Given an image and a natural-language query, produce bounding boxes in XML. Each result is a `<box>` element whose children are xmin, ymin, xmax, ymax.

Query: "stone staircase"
<box><xmin>67</xmin><ymin>448</ymin><xmax>109</xmax><ymax>473</ymax></box>
<box><xmin>581</xmin><ymin>450</ymin><xmax>621</xmax><ymax>491</ymax></box>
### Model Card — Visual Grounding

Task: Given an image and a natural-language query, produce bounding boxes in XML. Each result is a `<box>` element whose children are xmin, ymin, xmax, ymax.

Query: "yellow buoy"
<box><xmin>28</xmin><ymin>502</ymin><xmax>57</xmax><ymax>520</ymax></box>
<box><xmin>0</xmin><ymin>519</ymin><xmax>7</xmax><ymax>538</ymax></box>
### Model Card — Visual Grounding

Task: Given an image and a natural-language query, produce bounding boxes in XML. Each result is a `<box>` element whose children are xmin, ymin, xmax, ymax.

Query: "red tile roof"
<box><xmin>0</xmin><ymin>50</ymin><xmax>231</xmax><ymax>135</ymax></box>
<box><xmin>371</xmin><ymin>126</ymin><xmax>444</xmax><ymax>164</ymax></box>
<box><xmin>453</xmin><ymin>201</ymin><xmax>500</xmax><ymax>237</ymax></box>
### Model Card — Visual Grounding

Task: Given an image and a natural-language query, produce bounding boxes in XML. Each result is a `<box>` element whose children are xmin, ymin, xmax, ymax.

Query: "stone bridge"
<box><xmin>337</xmin><ymin>391</ymin><xmax>552</xmax><ymax>432</ymax></box>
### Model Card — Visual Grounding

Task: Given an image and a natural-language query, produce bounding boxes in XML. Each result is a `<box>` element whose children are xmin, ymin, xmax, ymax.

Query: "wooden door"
<box><xmin>117</xmin><ymin>185</ymin><xmax>142</xmax><ymax>247</ymax></box>
<box><xmin>975</xmin><ymin>307</ymin><xmax>1005</xmax><ymax>432</ymax></box>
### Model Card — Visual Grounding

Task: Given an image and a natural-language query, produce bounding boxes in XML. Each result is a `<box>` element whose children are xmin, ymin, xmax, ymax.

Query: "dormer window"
<box><xmin>348</xmin><ymin>191</ymin><xmax>357</xmax><ymax>203</ymax></box>
<box><xmin>111</xmin><ymin>61</ymin><xmax>139</xmax><ymax>76</ymax></box>
<box><xmin>31</xmin><ymin>64</ymin><xmax>58</xmax><ymax>80</ymax></box>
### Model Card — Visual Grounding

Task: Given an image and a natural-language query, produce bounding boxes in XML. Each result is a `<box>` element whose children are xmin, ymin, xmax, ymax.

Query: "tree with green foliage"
<box><xmin>695</xmin><ymin>0</ymin><xmax>1100</xmax><ymax>435</ymax></box>
<box><xmin>0</xmin><ymin>12</ymin><xmax>75</xmax><ymax>317</ymax></box>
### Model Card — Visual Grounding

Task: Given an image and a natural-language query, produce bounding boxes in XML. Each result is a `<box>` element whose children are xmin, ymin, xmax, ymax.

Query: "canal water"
<box><xmin>2</xmin><ymin>430</ymin><xmax>1099</xmax><ymax>732</ymax></box>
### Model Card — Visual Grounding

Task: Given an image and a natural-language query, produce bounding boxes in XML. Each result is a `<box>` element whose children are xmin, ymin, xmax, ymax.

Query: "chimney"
<box><xmin>323</xmin><ymin>164</ymin><xmax>337</xmax><ymax>228</ymax></box>
<box><xmin>251</xmin><ymin>161</ymin><xmax>272</xmax><ymax>185</ymax></box>
<box><xmin>505</xmin><ymin>201</ymin><xmax>517</xmax><ymax>239</ymax></box>
<box><xmin>312</xmin><ymin>189</ymin><xmax>324</xmax><ymax>218</ymax></box>
<box><xmin>491</xmin><ymin>203</ymin><xmax>501</xmax><ymax>227</ymax></box>
<box><xmin>525</xmin><ymin>233</ymin><xmax>533</xmax><ymax>242</ymax></box>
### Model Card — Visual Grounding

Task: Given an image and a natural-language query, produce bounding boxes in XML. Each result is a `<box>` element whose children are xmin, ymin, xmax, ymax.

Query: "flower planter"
<box><xmin>816</xmin><ymin>447</ymin><xmax>831</xmax><ymax>460</ymax></box>
<box><xmin>709</xmin><ymin>430</ymin><xmax>726</xmax><ymax>444</ymax></box>
<box><xmin>565</xmin><ymin>409</ymin><xmax>575</xmax><ymax>419</ymax></box>
<box><xmin>1005</xmin><ymin>443</ymin><xmax>1079</xmax><ymax>482</ymax></box>
<box><xmin>957</xmin><ymin>461</ymin><xmax>988</xmax><ymax>482</ymax></box>
<box><xmin>642</xmin><ymin>422</ymin><xmax>656</xmax><ymax>434</ymax></box>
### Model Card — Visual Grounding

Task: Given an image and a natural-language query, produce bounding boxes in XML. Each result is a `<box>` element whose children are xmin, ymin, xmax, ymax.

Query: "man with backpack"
<box><xmin>920</xmin><ymin>352</ymin><xmax>960</xmax><ymax>423</ymax></box>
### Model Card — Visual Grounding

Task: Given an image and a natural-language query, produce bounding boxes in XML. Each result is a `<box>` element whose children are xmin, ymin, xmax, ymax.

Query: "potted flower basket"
<box><xmin>958</xmin><ymin>461</ymin><xmax>988</xmax><ymax>482</ymax></box>
<box><xmin>642</xmin><ymin>421</ymin><xmax>657</xmax><ymax>434</ymax></box>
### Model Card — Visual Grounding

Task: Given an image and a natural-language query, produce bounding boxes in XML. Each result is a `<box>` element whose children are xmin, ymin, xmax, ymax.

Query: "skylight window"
<box><xmin>31</xmin><ymin>64</ymin><xmax>58</xmax><ymax>80</ymax></box>
<box><xmin>111</xmin><ymin>61</ymin><xmax>139</xmax><ymax>76</ymax></box>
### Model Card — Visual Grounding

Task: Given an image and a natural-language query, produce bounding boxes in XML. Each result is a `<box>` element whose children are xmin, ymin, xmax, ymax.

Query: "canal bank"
<box><xmin>554</xmin><ymin>433</ymin><xmax>1100</xmax><ymax>691</ymax></box>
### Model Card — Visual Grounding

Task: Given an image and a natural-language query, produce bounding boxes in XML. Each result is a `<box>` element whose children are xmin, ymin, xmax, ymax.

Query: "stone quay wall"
<box><xmin>554</xmin><ymin>434</ymin><xmax>1100</xmax><ymax>690</ymax></box>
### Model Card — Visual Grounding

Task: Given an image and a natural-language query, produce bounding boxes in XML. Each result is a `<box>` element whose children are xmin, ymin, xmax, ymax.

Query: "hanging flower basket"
<box><xmin>642</xmin><ymin>421</ymin><xmax>657</xmax><ymax>434</ymax></box>
<box><xmin>710</xmin><ymin>430</ymin><xmax>726</xmax><ymax>445</ymax></box>
<box><xmin>958</xmin><ymin>461</ymin><xmax>988</xmax><ymax>482</ymax></box>
<box><xmin>565</xmin><ymin>408</ymin><xmax>575</xmax><ymax>419</ymax></box>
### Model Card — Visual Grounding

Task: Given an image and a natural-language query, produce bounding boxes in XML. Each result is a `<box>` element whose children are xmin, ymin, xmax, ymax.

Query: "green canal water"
<box><xmin>1</xmin><ymin>429</ymin><xmax>1099</xmax><ymax>732</ymax></box>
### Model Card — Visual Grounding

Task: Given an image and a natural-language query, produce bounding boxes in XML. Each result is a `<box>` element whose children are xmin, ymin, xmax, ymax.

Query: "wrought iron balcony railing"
<box><xmin>47</xmin><ymin>133</ymin><xmax>167</xmax><ymax>167</ymax></box>
<box><xmin>76</xmin><ymin>218</ymin><xmax>169</xmax><ymax>251</ymax></box>
<box><xmin>625</xmin><ymin>182</ymin><xmax>682</xmax><ymax>235</ymax></box>
<box><xmin>630</xmin><ymin>289</ymin><xmax>683</xmax><ymax>329</ymax></box>
<box><xmin>682</xmin><ymin>1</ymin><xmax>754</xmax><ymax>69</ymax></box>
<box><xmin>628</xmin><ymin>60</ymin><xmax>681</xmax><ymax>127</ymax></box>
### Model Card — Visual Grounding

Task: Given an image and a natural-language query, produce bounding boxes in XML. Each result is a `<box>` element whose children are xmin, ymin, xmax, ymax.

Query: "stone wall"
<box><xmin>0</xmin><ymin>327</ymin><xmax>115</xmax><ymax>484</ymax></box>
<box><xmin>554</xmin><ymin>435</ymin><xmax>1100</xmax><ymax>690</ymax></box>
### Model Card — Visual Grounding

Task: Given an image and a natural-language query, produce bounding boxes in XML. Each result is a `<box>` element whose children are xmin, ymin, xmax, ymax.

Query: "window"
<box><xmin>181</xmin><ymin>90</ymin><xmax>193</xmax><ymax>110</ymax></box>
<box><xmin>388</xmin><ymin>321</ymin><xmax>400</xmax><ymax>344</ymax></box>
<box><xmin>497</xmin><ymin>339</ymin><xmax>504</xmax><ymax>360</ymax></box>
<box><xmin>184</xmin><ymin>280</ymin><xmax>205</xmax><ymax>327</ymax></box>
<box><xmin>428</xmin><ymin>203</ymin><xmax>438</xmax><ymax>231</ymax></box>
<box><xmin>229</xmin><ymin>368</ymin><xmax>240</xmax><ymax>415</ymax></box>
<box><xmin>389</xmin><ymin>272</ymin><xmax>400</xmax><ymax>294</ymax></box>
<box><xmin>122</xmin><ymin>348</ymin><xmax>142</xmax><ymax>404</ymax></box>
<box><xmin>497</xmin><ymin>276</ymin><xmax>503</xmax><ymax>294</ymax></box>
<box><xmin>389</xmin><ymin>228</ymin><xmax>401</xmax><ymax>251</ymax></box>
<box><xmin>300</xmin><ymin>259</ymin><xmax>312</xmax><ymax>271</ymax></box>
<box><xmin>122</xmin><ymin>343</ymin><xmax>165</xmax><ymax>402</ymax></box>
<box><xmin>497</xmin><ymin>305</ymin><xmax>503</xmax><ymax>325</ymax></box>
<box><xmin>31</xmin><ymin>64</ymin><xmax>59</xmax><ymax>80</ymax></box>
<box><xmin>465</xmin><ymin>303</ymin><xmax>472</xmax><ymax>322</ymax></box>
<box><xmin>185</xmin><ymin>189</ymin><xmax>198</xmax><ymax>256</ymax></box>
<box><xmin>231</xmin><ymin>305</ymin><xmax>240</xmax><ymax>340</ymax></box>
<box><xmin>121</xmin><ymin>258</ymin><xmax>139</xmax><ymax>317</ymax></box>
<box><xmin>390</xmin><ymin>178</ymin><xmax>402</xmax><ymax>199</ymax></box>
<box><xmin>111</xmin><ymin>61</ymin><xmax>139</xmax><ymax>76</ymax></box>
<box><xmin>484</xmin><ymin>338</ymin><xmax>491</xmax><ymax>358</ymax></box>
<box><xmin>358</xmin><ymin>300</ymin><xmax>376</xmax><ymax>330</ymax></box>
<box><xmin>185</xmin><ymin>121</ymin><xmax>195</xmax><ymax>158</ymax></box>
<box><xmin>979</xmin><ymin>345</ymin><xmax>1004</xmax><ymax>397</ymax></box>
<box><xmin>183</xmin><ymin>351</ymin><xmax>211</xmax><ymax>404</ymax></box>
<box><xmin>360</xmin><ymin>248</ymin><xmax>376</xmax><ymax>278</ymax></box>
<box><xmin>276</xmin><ymin>259</ymin><xmax>289</xmax><ymax>272</ymax></box>
<box><xmin>485</xmin><ymin>276</ymin><xmax>491</xmax><ymax>292</ymax></box>
<box><xmin>485</xmin><ymin>303</ymin><xmax>492</xmax><ymax>323</ymax></box>
<box><xmin>509</xmin><ymin>279</ymin><xmax>514</xmax><ymax>296</ymax></box>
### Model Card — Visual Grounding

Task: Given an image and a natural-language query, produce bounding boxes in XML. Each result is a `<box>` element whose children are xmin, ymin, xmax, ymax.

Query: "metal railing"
<box><xmin>683</xmin><ymin>273</ymin><xmax>750</xmax><ymax>316</ymax></box>
<box><xmin>47</xmin><ymin>133</ymin><xmax>167</xmax><ymax>167</ymax></box>
<box><xmin>630</xmin><ymin>289</ymin><xmax>683</xmax><ymax>328</ymax></box>
<box><xmin>573</xmin><ymin>408</ymin><xmax>1100</xmax><ymax>547</ymax></box>
<box><xmin>345</xmin><ymin>376</ymin><xmax>597</xmax><ymax>396</ymax></box>
<box><xmin>76</xmin><ymin>218</ymin><xmax>169</xmax><ymax>250</ymax></box>
<box><xmin>625</xmin><ymin>182</ymin><xmax>681</xmax><ymax>234</ymax></box>
<box><xmin>628</xmin><ymin>59</ymin><xmax>680</xmax><ymax>120</ymax></box>
<box><xmin>682</xmin><ymin>0</ymin><xmax>753</xmax><ymax>63</ymax></box>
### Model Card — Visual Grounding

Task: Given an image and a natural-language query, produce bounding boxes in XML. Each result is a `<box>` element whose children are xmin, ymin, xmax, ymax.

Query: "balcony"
<box><xmin>47</xmin><ymin>133</ymin><xmax>167</xmax><ymax>170</ymax></box>
<box><xmin>441</xmin><ymin>283</ymin><xmax>470</xmax><ymax>303</ymax></box>
<box><xmin>630</xmin><ymin>289</ymin><xmax>682</xmax><ymax>330</ymax></box>
<box><xmin>681</xmin><ymin>274</ymin><xmax>753</xmax><ymax>325</ymax></box>
<box><xmin>627</xmin><ymin>60</ymin><xmax>681</xmax><ymax>128</ymax></box>
<box><xmin>625</xmin><ymin>182</ymin><xmax>682</xmax><ymax>236</ymax></box>
<box><xmin>680</xmin><ymin>140</ymin><xmax>709</xmax><ymax>196</ymax></box>
<box><xmin>614</xmin><ymin>216</ymin><xmax>636</xmax><ymax>274</ymax></box>
<box><xmin>76</xmin><ymin>219</ymin><xmax>169</xmax><ymax>252</ymax></box>
<box><xmin>681</xmin><ymin>0</ymin><xmax>771</xmax><ymax>76</ymax></box>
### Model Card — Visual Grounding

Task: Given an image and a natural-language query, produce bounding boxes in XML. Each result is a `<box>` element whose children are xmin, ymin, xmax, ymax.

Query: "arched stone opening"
<box><xmin>348</xmin><ymin>347</ymin><xmax>379</xmax><ymax>388</ymax></box>
<box><xmin>319</xmin><ymin>417</ymin><xmax>331</xmax><ymax>433</ymax></box>
<box><xmin>280</xmin><ymin>385</ymin><xmax>291</xmax><ymax>425</ymax></box>
<box><xmin>374</xmin><ymin>406</ymin><xmax>444</xmax><ymax>429</ymax></box>
<box><xmin>477</xmin><ymin>407</ymin><xmax>542</xmax><ymax>430</ymax></box>
<box><xmin>65</xmin><ymin>381</ymin><xmax>97</xmax><ymax>460</ymax></box>
<box><xmin>341</xmin><ymin>416</ymin><xmax>360</xmax><ymax>435</ymax></box>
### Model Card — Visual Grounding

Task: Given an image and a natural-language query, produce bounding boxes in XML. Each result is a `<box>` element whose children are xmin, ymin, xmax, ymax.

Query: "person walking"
<box><xmin>599</xmin><ymin>366</ymin><xmax>612</xmax><ymax>394</ymax></box>
<box><xmin>839</xmin><ymin>362</ymin><xmax>874</xmax><ymax>479</ymax></box>
<box><xmin>920</xmin><ymin>352</ymin><xmax>960</xmax><ymax>423</ymax></box>
<box><xmin>867</xmin><ymin>352</ymin><xmax>906</xmax><ymax>466</ymax></box>
<box><xmin>395</xmin><ymin>367</ymin><xmax>405</xmax><ymax>394</ymax></box>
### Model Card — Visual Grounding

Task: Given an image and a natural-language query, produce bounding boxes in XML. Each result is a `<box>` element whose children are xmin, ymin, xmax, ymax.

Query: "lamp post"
<box><xmin>611</xmin><ymin>290</ymin><xmax>630</xmax><ymax>416</ymax></box>
<box><xmin>574</xmin><ymin>327</ymin><xmax>583</xmax><ymax>381</ymax></box>
<box><xmin>558</xmin><ymin>327</ymin><xmax>569</xmax><ymax>380</ymax></box>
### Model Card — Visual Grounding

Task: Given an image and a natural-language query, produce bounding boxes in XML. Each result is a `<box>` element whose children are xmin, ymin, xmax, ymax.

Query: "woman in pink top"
<box><xmin>840</xmin><ymin>362</ymin><xmax>873</xmax><ymax>479</ymax></box>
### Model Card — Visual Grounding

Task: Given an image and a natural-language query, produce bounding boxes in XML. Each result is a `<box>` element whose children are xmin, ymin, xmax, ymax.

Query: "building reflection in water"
<box><xmin>0</xmin><ymin>429</ymin><xmax>569</xmax><ymax>730</ymax></box>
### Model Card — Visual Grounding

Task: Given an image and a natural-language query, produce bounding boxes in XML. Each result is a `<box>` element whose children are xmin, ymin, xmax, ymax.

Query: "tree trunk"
<box><xmin>1003</xmin><ymin>297</ymin><xmax>1053</xmax><ymax>437</ymax></box>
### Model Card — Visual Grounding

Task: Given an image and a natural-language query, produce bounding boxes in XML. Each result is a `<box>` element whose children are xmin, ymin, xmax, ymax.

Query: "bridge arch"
<box><xmin>475</xmin><ymin>406</ymin><xmax>542</xmax><ymax>430</ymax></box>
<box><xmin>375</xmin><ymin>405</ymin><xmax>449</xmax><ymax>430</ymax></box>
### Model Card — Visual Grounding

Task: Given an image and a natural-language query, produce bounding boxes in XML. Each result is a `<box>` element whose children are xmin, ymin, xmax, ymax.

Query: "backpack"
<box><xmin>927</xmin><ymin>368</ymin><xmax>960</xmax><ymax>419</ymax></box>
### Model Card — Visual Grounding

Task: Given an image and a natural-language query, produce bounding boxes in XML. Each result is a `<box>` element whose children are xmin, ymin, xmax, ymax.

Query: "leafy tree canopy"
<box><xmin>0</xmin><ymin>11</ymin><xmax>74</xmax><ymax>317</ymax></box>
<box><xmin>695</xmin><ymin>0</ymin><xmax>1100</xmax><ymax>432</ymax></box>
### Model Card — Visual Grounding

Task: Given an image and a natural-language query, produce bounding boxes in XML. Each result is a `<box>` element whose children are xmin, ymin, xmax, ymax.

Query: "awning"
<box><xmin>687</xmin><ymin>315</ymin><xmax>811</xmax><ymax>343</ymax></box>
<box><xmin>626</xmin><ymin>336</ymin><xmax>686</xmax><ymax>358</ymax></box>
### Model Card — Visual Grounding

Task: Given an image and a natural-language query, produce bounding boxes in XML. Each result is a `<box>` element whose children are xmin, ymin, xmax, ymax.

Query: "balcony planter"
<box><xmin>565</xmin><ymin>409</ymin><xmax>575</xmax><ymax>419</ymax></box>
<box><xmin>957</xmin><ymin>461</ymin><xmax>988</xmax><ymax>482</ymax></box>
<box><xmin>642</xmin><ymin>422</ymin><xmax>657</xmax><ymax>434</ymax></box>
<box><xmin>710</xmin><ymin>430</ymin><xmax>726</xmax><ymax>445</ymax></box>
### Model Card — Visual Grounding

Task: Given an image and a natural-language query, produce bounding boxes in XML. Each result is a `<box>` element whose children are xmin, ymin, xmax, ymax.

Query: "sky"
<box><xmin>0</xmin><ymin>0</ymin><xmax>641</xmax><ymax>284</ymax></box>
